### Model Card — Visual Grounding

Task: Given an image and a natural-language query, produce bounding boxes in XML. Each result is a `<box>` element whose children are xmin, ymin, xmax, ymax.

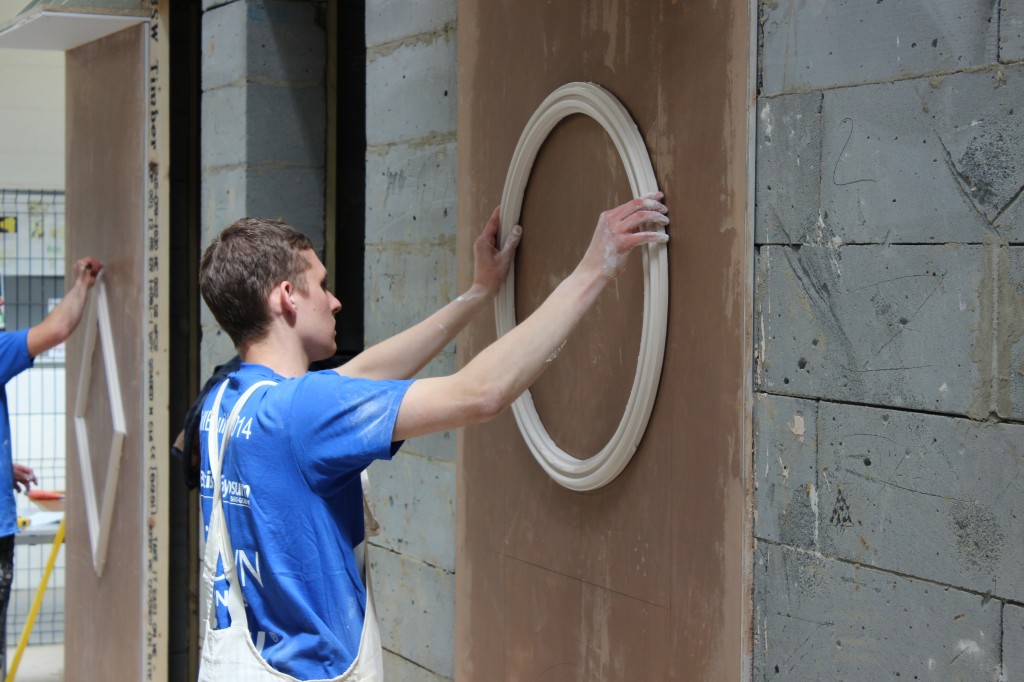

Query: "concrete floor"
<box><xmin>7</xmin><ymin>644</ymin><xmax>63</xmax><ymax>681</ymax></box>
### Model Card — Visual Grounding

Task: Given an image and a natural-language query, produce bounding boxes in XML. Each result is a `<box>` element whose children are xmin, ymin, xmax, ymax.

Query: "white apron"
<box><xmin>198</xmin><ymin>380</ymin><xmax>383</xmax><ymax>682</ymax></box>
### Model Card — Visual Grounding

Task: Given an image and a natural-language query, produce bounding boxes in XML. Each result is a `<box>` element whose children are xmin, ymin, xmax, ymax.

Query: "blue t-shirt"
<box><xmin>199</xmin><ymin>363</ymin><xmax>412</xmax><ymax>679</ymax></box>
<box><xmin>0</xmin><ymin>330</ymin><xmax>34</xmax><ymax>538</ymax></box>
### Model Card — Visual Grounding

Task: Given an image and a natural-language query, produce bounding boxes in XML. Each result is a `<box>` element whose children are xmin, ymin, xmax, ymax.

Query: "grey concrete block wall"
<box><xmin>817</xmin><ymin>403</ymin><xmax>1024</xmax><ymax>600</ymax></box>
<box><xmin>755</xmin><ymin>393</ymin><xmax>1024</xmax><ymax>598</ymax></box>
<box><xmin>757</xmin><ymin>244</ymin><xmax>985</xmax><ymax>414</ymax></box>
<box><xmin>370</xmin><ymin>537</ymin><xmax>456</xmax><ymax>679</ymax></box>
<box><xmin>200</xmin><ymin>0</ymin><xmax>326</xmax><ymax>376</ymax></box>
<box><xmin>757</xmin><ymin>67</ymin><xmax>1024</xmax><ymax>245</ymax></box>
<box><xmin>753</xmin><ymin>394</ymin><xmax>817</xmax><ymax>548</ymax></box>
<box><xmin>1004</xmin><ymin>0</ymin><xmax>1024</xmax><ymax>62</ymax></box>
<box><xmin>1007</xmin><ymin>605</ymin><xmax>1024</xmax><ymax>681</ymax></box>
<box><xmin>760</xmin><ymin>0</ymin><xmax>999</xmax><ymax>96</ymax></box>
<box><xmin>366</xmin><ymin>0</ymin><xmax>455</xmax><ymax>47</ymax></box>
<box><xmin>755</xmin><ymin>1</ymin><xmax>1024</xmax><ymax>679</ymax></box>
<box><xmin>369</xmin><ymin>451</ymin><xmax>456</xmax><ymax>572</ymax></box>
<box><xmin>382</xmin><ymin>651</ymin><xmax>450</xmax><ymax>682</ymax></box>
<box><xmin>366</xmin><ymin>3</ymin><xmax>459</xmax><ymax>680</ymax></box>
<box><xmin>754</xmin><ymin>544</ymin><xmax>1002</xmax><ymax>680</ymax></box>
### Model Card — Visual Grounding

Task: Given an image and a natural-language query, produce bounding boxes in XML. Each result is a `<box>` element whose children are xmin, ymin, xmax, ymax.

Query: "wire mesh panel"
<box><xmin>0</xmin><ymin>188</ymin><xmax>66</xmax><ymax>646</ymax></box>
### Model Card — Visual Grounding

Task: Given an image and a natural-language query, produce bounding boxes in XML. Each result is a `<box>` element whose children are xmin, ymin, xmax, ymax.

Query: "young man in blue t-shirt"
<box><xmin>0</xmin><ymin>256</ymin><xmax>102</xmax><ymax>676</ymax></box>
<box><xmin>197</xmin><ymin>197</ymin><xmax>669</xmax><ymax>679</ymax></box>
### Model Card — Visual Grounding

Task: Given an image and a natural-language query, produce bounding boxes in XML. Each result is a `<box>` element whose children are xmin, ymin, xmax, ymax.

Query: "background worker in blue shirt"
<box><xmin>0</xmin><ymin>256</ymin><xmax>102</xmax><ymax>676</ymax></box>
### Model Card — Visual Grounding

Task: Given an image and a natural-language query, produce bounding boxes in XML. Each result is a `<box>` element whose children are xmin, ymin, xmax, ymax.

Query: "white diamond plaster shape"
<box><xmin>495</xmin><ymin>82</ymin><xmax>669</xmax><ymax>491</ymax></box>
<box><xmin>73</xmin><ymin>277</ymin><xmax>126</xmax><ymax>577</ymax></box>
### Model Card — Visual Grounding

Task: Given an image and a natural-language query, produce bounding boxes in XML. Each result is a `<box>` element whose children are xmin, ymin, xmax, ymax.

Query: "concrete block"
<box><xmin>202</xmin><ymin>0</ymin><xmax>235</xmax><ymax>14</ymax></box>
<box><xmin>201</xmin><ymin>0</ymin><xmax>246</xmax><ymax>90</ymax></box>
<box><xmin>361</xmin><ymin>309</ymin><xmax>457</xmax><ymax>376</ymax></box>
<box><xmin>755</xmin><ymin>93</ymin><xmax>822</xmax><ymax>245</ymax></box>
<box><xmin>756</xmin><ymin>244</ymin><xmax>983</xmax><ymax>415</ymax></box>
<box><xmin>246</xmin><ymin>82</ymin><xmax>326</xmax><ymax>167</ymax></box>
<box><xmin>996</xmin><ymin>192</ymin><xmax>1024</xmax><ymax>244</ymax></box>
<box><xmin>403</xmin><ymin>425</ymin><xmax>456</xmax><ymax>463</ymax></box>
<box><xmin>198</xmin><ymin>301</ymin><xmax>237</xmax><ymax>379</ymax></box>
<box><xmin>761</xmin><ymin>0</ymin><xmax>998</xmax><ymax>95</ymax></box>
<box><xmin>368</xmin><ymin>452</ymin><xmax>455</xmax><ymax>572</ymax></box>
<box><xmin>1006</xmin><ymin>247</ymin><xmax>1024</xmax><ymax>420</ymax></box>
<box><xmin>366</xmin><ymin>0</ymin><xmax>456</xmax><ymax>48</ymax></box>
<box><xmin>753</xmin><ymin>394</ymin><xmax>818</xmax><ymax>548</ymax></box>
<box><xmin>365</xmin><ymin>141</ymin><xmax>456</xmax><ymax>245</ymax></box>
<box><xmin>819</xmin><ymin>67</ymin><xmax>1024</xmax><ymax>244</ymax></box>
<box><xmin>816</xmin><ymin>401</ymin><xmax>1024</xmax><ymax>602</ymax></box>
<box><xmin>242</xmin><ymin>0</ymin><xmax>325</xmax><ymax>84</ymax></box>
<box><xmin>370</xmin><ymin>546</ymin><xmax>454</xmax><ymax>678</ymax></box>
<box><xmin>201</xmin><ymin>85</ymin><xmax>247</xmax><ymax>169</ymax></box>
<box><xmin>1003</xmin><ymin>0</ymin><xmax>1024</xmax><ymax>62</ymax></box>
<box><xmin>366</xmin><ymin>36</ymin><xmax>456</xmax><ymax>146</ymax></box>
<box><xmin>1006</xmin><ymin>604</ymin><xmax>1024</xmax><ymax>682</ymax></box>
<box><xmin>245</xmin><ymin>165</ymin><xmax>325</xmax><ymax>250</ymax></box>
<box><xmin>753</xmin><ymin>543</ymin><xmax>1001</xmax><ymax>681</ymax></box>
<box><xmin>931</xmin><ymin>68</ymin><xmax>1024</xmax><ymax>236</ymax></box>
<box><xmin>203</xmin><ymin>0</ymin><xmax>325</xmax><ymax>90</ymax></box>
<box><xmin>200</xmin><ymin>164</ymin><xmax>247</xmax><ymax>242</ymax></box>
<box><xmin>382</xmin><ymin>650</ymin><xmax>449</xmax><ymax>682</ymax></box>
<box><xmin>365</xmin><ymin>243</ymin><xmax>457</xmax><ymax>336</ymax></box>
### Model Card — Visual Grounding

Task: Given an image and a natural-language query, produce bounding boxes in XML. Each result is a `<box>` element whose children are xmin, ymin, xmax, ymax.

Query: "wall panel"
<box><xmin>64</xmin><ymin>24</ymin><xmax>145</xmax><ymax>681</ymax></box>
<box><xmin>456</xmin><ymin>1</ymin><xmax>752</xmax><ymax>678</ymax></box>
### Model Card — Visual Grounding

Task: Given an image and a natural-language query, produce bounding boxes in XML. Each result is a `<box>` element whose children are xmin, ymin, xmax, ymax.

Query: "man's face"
<box><xmin>294</xmin><ymin>249</ymin><xmax>342</xmax><ymax>361</ymax></box>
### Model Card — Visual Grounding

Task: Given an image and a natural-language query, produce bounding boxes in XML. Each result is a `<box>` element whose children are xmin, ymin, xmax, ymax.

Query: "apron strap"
<box><xmin>202</xmin><ymin>379</ymin><xmax>277</xmax><ymax>633</ymax></box>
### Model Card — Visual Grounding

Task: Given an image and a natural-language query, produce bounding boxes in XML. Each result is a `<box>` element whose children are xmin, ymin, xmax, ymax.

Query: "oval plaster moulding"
<box><xmin>495</xmin><ymin>81</ymin><xmax>669</xmax><ymax>492</ymax></box>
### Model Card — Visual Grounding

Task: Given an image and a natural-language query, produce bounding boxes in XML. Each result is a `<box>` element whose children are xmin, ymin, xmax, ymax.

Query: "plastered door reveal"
<box><xmin>494</xmin><ymin>82</ymin><xmax>669</xmax><ymax>491</ymax></box>
<box><xmin>73</xmin><ymin>277</ymin><xmax>127</xmax><ymax>576</ymax></box>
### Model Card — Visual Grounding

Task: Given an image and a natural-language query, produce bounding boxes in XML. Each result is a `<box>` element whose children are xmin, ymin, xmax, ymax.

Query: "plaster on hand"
<box><xmin>640</xmin><ymin>191</ymin><xmax>667</xmax><ymax>211</ymax></box>
<box><xmin>596</xmin><ymin>196</ymin><xmax>670</xmax><ymax>278</ymax></box>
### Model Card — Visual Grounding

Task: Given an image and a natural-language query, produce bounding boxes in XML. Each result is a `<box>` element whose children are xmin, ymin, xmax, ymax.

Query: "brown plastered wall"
<box><xmin>456</xmin><ymin>1</ymin><xmax>751</xmax><ymax>679</ymax></box>
<box><xmin>64</xmin><ymin>25</ymin><xmax>145</xmax><ymax>681</ymax></box>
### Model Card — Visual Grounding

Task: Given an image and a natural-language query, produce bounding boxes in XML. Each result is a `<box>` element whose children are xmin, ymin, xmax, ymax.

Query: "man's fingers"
<box><xmin>622</xmin><ymin>231</ymin><xmax>670</xmax><ymax>249</ymax></box>
<box><xmin>501</xmin><ymin>224</ymin><xmax>522</xmax><ymax>254</ymax></box>
<box><xmin>618</xmin><ymin>210</ymin><xmax>670</xmax><ymax>234</ymax></box>
<box><xmin>606</xmin><ymin>192</ymin><xmax>667</xmax><ymax>221</ymax></box>
<box><xmin>76</xmin><ymin>256</ymin><xmax>104</xmax><ymax>281</ymax></box>
<box><xmin>482</xmin><ymin>207</ymin><xmax>501</xmax><ymax>240</ymax></box>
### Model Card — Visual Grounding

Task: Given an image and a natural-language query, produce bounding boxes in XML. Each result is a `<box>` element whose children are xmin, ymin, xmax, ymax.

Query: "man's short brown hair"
<box><xmin>199</xmin><ymin>217</ymin><xmax>315</xmax><ymax>347</ymax></box>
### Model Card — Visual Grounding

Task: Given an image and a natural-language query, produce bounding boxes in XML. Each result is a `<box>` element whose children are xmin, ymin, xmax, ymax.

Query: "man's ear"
<box><xmin>270</xmin><ymin>280</ymin><xmax>298</xmax><ymax>317</ymax></box>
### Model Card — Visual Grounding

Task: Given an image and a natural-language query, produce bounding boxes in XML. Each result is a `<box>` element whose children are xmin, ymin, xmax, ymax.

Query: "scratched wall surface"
<box><xmin>755</xmin><ymin>0</ymin><xmax>1024</xmax><ymax>679</ymax></box>
<box><xmin>364</xmin><ymin>1</ymin><xmax>459</xmax><ymax>680</ymax></box>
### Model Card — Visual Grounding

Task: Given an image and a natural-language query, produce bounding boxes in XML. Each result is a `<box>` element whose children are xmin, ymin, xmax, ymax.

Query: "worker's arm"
<box><xmin>337</xmin><ymin>207</ymin><xmax>521</xmax><ymax>381</ymax></box>
<box><xmin>393</xmin><ymin>194</ymin><xmax>669</xmax><ymax>441</ymax></box>
<box><xmin>26</xmin><ymin>257</ymin><xmax>103</xmax><ymax>359</ymax></box>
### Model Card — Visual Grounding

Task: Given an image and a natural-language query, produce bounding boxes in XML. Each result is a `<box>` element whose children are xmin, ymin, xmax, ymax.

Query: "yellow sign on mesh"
<box><xmin>0</xmin><ymin>217</ymin><xmax>15</xmax><ymax>233</ymax></box>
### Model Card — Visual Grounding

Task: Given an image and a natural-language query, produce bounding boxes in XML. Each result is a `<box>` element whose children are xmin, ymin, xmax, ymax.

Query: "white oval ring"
<box><xmin>495</xmin><ymin>82</ymin><xmax>669</xmax><ymax>491</ymax></box>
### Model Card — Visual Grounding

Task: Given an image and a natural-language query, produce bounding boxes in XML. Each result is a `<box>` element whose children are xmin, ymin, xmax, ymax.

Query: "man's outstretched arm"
<box><xmin>393</xmin><ymin>194</ymin><xmax>669</xmax><ymax>441</ymax></box>
<box><xmin>337</xmin><ymin>207</ymin><xmax>521</xmax><ymax>381</ymax></box>
<box><xmin>26</xmin><ymin>256</ymin><xmax>103</xmax><ymax>358</ymax></box>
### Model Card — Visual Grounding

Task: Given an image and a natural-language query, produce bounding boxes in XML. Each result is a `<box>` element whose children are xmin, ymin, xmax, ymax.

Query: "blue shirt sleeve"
<box><xmin>287</xmin><ymin>371</ymin><xmax>413</xmax><ymax>496</ymax></box>
<box><xmin>0</xmin><ymin>330</ymin><xmax>34</xmax><ymax>385</ymax></box>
